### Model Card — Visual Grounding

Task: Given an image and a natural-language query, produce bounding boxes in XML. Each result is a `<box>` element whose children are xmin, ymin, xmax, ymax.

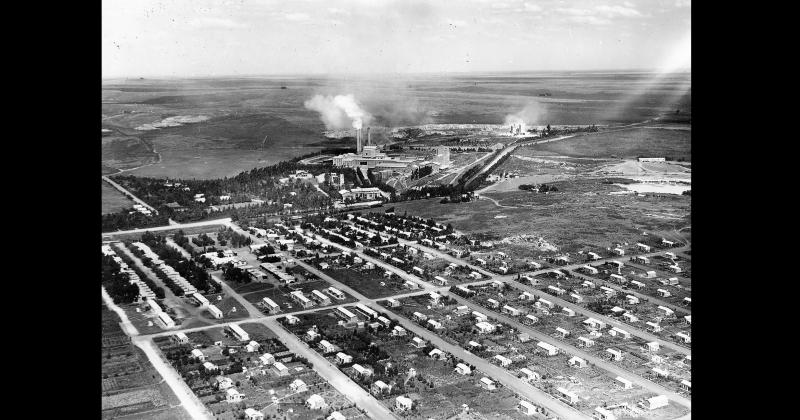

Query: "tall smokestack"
<box><xmin>356</xmin><ymin>128</ymin><xmax>362</xmax><ymax>154</ymax></box>
<box><xmin>367</xmin><ymin>127</ymin><xmax>371</xmax><ymax>146</ymax></box>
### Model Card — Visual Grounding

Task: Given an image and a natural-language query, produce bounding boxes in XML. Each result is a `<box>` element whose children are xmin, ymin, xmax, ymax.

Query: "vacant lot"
<box><xmin>102</xmin><ymin>181</ymin><xmax>135</xmax><ymax>214</ymax></box>
<box><xmin>322</xmin><ymin>266</ymin><xmax>408</xmax><ymax>299</ymax></box>
<box><xmin>529</xmin><ymin>127</ymin><xmax>691</xmax><ymax>161</ymax></box>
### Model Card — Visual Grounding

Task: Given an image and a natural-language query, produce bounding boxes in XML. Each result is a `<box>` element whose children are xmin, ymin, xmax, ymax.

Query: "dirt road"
<box><xmin>261</xmin><ymin>318</ymin><xmax>399</xmax><ymax>420</ymax></box>
<box><xmin>133</xmin><ymin>337</ymin><xmax>213</xmax><ymax>420</ymax></box>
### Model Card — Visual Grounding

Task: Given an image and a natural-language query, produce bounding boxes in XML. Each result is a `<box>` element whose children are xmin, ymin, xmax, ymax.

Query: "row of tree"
<box><xmin>101</xmin><ymin>254</ymin><xmax>140</xmax><ymax>304</ymax></box>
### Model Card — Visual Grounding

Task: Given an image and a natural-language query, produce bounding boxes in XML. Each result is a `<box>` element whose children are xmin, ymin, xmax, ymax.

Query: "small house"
<box><xmin>606</xmin><ymin>348</ymin><xmax>624</xmax><ymax>361</ymax></box>
<box><xmin>475</xmin><ymin>321</ymin><xmax>496</xmax><ymax>334</ymax></box>
<box><xmin>494</xmin><ymin>354</ymin><xmax>512</xmax><ymax>367</ymax></box>
<box><xmin>306</xmin><ymin>394</ymin><xmax>327</xmax><ymax>410</ymax></box>
<box><xmin>319</xmin><ymin>340</ymin><xmax>336</xmax><ymax>354</ymax></box>
<box><xmin>537</xmin><ymin>341</ymin><xmax>559</xmax><ymax>356</ymax></box>
<box><xmin>429</xmin><ymin>348</ymin><xmax>445</xmax><ymax>360</ymax></box>
<box><xmin>555</xmin><ymin>327</ymin><xmax>570</xmax><ymax>338</ymax></box>
<box><xmin>290</xmin><ymin>378</ymin><xmax>307</xmax><ymax>393</ymax></box>
<box><xmin>259</xmin><ymin>353</ymin><xmax>275</xmax><ymax>365</ymax></box>
<box><xmin>396</xmin><ymin>396</ymin><xmax>413</xmax><ymax>411</ymax></box>
<box><xmin>594</xmin><ymin>406</ymin><xmax>617</xmax><ymax>420</ymax></box>
<box><xmin>480</xmin><ymin>377</ymin><xmax>496</xmax><ymax>390</ymax></box>
<box><xmin>244</xmin><ymin>408</ymin><xmax>264</xmax><ymax>420</ymax></box>
<box><xmin>455</xmin><ymin>363</ymin><xmax>472</xmax><ymax>375</ymax></box>
<box><xmin>639</xmin><ymin>395</ymin><xmax>669</xmax><ymax>410</ymax></box>
<box><xmin>616</xmin><ymin>376</ymin><xmax>633</xmax><ymax>389</ymax></box>
<box><xmin>225</xmin><ymin>388</ymin><xmax>244</xmax><ymax>403</ymax></box>
<box><xmin>371</xmin><ymin>380</ymin><xmax>391</xmax><ymax>396</ymax></box>
<box><xmin>568</xmin><ymin>356</ymin><xmax>587</xmax><ymax>368</ymax></box>
<box><xmin>519</xmin><ymin>400</ymin><xmax>538</xmax><ymax>416</ymax></box>
<box><xmin>557</xmin><ymin>387</ymin><xmax>579</xmax><ymax>404</ymax></box>
<box><xmin>336</xmin><ymin>352</ymin><xmax>353</xmax><ymax>365</ymax></box>
<box><xmin>519</xmin><ymin>368</ymin><xmax>540</xmax><ymax>382</ymax></box>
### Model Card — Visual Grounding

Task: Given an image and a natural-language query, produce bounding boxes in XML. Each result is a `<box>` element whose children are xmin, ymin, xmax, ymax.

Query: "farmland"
<box><xmin>102</xmin><ymin>304</ymin><xmax>192</xmax><ymax>420</ymax></box>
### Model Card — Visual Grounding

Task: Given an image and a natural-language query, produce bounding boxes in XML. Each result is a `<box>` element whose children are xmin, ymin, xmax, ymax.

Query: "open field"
<box><xmin>528</xmin><ymin>127</ymin><xmax>691</xmax><ymax>161</ymax></box>
<box><xmin>391</xmin><ymin>178</ymin><xmax>690</xmax><ymax>257</ymax></box>
<box><xmin>102</xmin><ymin>133</ymin><xmax>159</xmax><ymax>175</ymax></box>
<box><xmin>321</xmin><ymin>266</ymin><xmax>410</xmax><ymax>299</ymax></box>
<box><xmin>102</xmin><ymin>181</ymin><xmax>135</xmax><ymax>214</ymax></box>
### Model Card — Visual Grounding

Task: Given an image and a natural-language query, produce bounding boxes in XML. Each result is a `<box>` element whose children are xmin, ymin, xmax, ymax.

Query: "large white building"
<box><xmin>228</xmin><ymin>324</ymin><xmax>250</xmax><ymax>341</ymax></box>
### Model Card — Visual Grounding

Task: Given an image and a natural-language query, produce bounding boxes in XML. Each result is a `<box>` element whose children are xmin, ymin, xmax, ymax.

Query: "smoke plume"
<box><xmin>304</xmin><ymin>94</ymin><xmax>373</xmax><ymax>130</ymax></box>
<box><xmin>504</xmin><ymin>101</ymin><xmax>545</xmax><ymax>132</ymax></box>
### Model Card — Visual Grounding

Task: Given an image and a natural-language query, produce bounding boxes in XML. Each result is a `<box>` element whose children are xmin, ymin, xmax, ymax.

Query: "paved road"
<box><xmin>102</xmin><ymin>217</ymin><xmax>233</xmax><ymax>237</ymax></box>
<box><xmin>261</xmin><ymin>318</ymin><xmax>399</xmax><ymax>420</ymax></box>
<box><xmin>446</xmin><ymin>294</ymin><xmax>692</xmax><ymax>409</ymax></box>
<box><xmin>133</xmin><ymin>337</ymin><xmax>213</xmax><ymax>420</ymax></box>
<box><xmin>102</xmin><ymin>175</ymin><xmax>159</xmax><ymax>215</ymax></box>
<box><xmin>363</xmin><ymin>300</ymin><xmax>592</xmax><ymax>420</ymax></box>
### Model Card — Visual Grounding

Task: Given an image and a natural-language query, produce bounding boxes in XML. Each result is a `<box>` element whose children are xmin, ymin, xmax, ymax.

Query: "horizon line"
<box><xmin>102</xmin><ymin>67</ymin><xmax>691</xmax><ymax>81</ymax></box>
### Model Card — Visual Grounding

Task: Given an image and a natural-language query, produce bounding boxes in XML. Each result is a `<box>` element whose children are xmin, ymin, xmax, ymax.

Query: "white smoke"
<box><xmin>304</xmin><ymin>94</ymin><xmax>372</xmax><ymax>130</ymax></box>
<box><xmin>504</xmin><ymin>101</ymin><xmax>544</xmax><ymax>132</ymax></box>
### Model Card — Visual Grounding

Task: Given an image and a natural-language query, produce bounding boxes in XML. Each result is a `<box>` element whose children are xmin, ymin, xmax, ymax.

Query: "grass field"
<box><xmin>102</xmin><ymin>181</ymin><xmax>135</xmax><ymax>214</ymax></box>
<box><xmin>392</xmin><ymin>177</ymin><xmax>690</xmax><ymax>257</ymax></box>
<box><xmin>529</xmin><ymin>126</ymin><xmax>691</xmax><ymax>161</ymax></box>
<box><xmin>322</xmin><ymin>267</ymin><xmax>407</xmax><ymax>298</ymax></box>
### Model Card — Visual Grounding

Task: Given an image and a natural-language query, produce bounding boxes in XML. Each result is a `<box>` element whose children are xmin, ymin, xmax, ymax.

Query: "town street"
<box><xmin>133</xmin><ymin>337</ymin><xmax>213</xmax><ymax>420</ymax></box>
<box><xmin>103</xmin><ymin>175</ymin><xmax>159</xmax><ymax>215</ymax></box>
<box><xmin>102</xmin><ymin>217</ymin><xmax>232</xmax><ymax>237</ymax></box>
<box><xmin>260</xmin><ymin>318</ymin><xmax>399</xmax><ymax>420</ymax></box>
<box><xmin>106</xmin><ymin>217</ymin><xmax>691</xmax><ymax>420</ymax></box>
<box><xmin>362</xmin><ymin>300</ymin><xmax>593</xmax><ymax>420</ymax></box>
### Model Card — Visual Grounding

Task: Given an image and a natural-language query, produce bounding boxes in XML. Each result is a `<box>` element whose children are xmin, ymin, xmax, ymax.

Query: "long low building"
<box><xmin>228</xmin><ymin>324</ymin><xmax>250</xmax><ymax>341</ymax></box>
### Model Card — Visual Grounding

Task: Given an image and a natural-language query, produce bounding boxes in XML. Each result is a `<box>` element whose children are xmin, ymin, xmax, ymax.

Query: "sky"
<box><xmin>102</xmin><ymin>0</ymin><xmax>691</xmax><ymax>78</ymax></box>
